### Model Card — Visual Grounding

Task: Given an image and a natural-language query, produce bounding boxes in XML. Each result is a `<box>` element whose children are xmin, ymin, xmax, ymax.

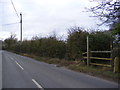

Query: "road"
<box><xmin>0</xmin><ymin>50</ymin><xmax>2</xmax><ymax>90</ymax></box>
<box><xmin>2</xmin><ymin>51</ymin><xmax>118</xmax><ymax>88</ymax></box>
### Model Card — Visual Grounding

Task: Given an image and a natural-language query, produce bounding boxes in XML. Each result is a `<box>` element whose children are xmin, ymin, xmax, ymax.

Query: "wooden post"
<box><xmin>20</xmin><ymin>13</ymin><xmax>22</xmax><ymax>53</ymax></box>
<box><xmin>110</xmin><ymin>35</ymin><xmax>114</xmax><ymax>70</ymax></box>
<box><xmin>114</xmin><ymin>57</ymin><xmax>119</xmax><ymax>73</ymax></box>
<box><xmin>87</xmin><ymin>36</ymin><xmax>90</xmax><ymax>66</ymax></box>
<box><xmin>20</xmin><ymin>13</ymin><xmax>22</xmax><ymax>42</ymax></box>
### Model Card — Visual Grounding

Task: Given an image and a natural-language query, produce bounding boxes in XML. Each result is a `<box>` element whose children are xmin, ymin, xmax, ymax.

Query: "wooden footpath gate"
<box><xmin>82</xmin><ymin>51</ymin><xmax>112</xmax><ymax>67</ymax></box>
<box><xmin>82</xmin><ymin>36</ymin><xmax>113</xmax><ymax>67</ymax></box>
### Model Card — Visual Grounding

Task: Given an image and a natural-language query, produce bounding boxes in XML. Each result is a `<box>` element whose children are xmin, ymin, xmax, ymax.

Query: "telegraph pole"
<box><xmin>20</xmin><ymin>13</ymin><xmax>22</xmax><ymax>53</ymax></box>
<box><xmin>20</xmin><ymin>13</ymin><xmax>22</xmax><ymax>42</ymax></box>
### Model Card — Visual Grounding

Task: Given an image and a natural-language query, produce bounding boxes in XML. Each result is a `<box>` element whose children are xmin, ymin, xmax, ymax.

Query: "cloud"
<box><xmin>1</xmin><ymin>0</ymin><xmax>107</xmax><ymax>40</ymax></box>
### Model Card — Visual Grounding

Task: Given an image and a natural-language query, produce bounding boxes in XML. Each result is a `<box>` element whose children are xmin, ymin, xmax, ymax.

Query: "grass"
<box><xmin>67</xmin><ymin>64</ymin><xmax>119</xmax><ymax>82</ymax></box>
<box><xmin>21</xmin><ymin>53</ymin><xmax>119</xmax><ymax>83</ymax></box>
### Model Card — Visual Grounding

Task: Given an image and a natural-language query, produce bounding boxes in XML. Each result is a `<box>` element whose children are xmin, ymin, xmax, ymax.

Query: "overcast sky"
<box><xmin>0</xmin><ymin>0</ymin><xmax>109</xmax><ymax>40</ymax></box>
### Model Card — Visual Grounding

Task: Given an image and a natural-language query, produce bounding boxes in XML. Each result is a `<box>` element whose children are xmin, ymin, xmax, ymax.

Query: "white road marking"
<box><xmin>32</xmin><ymin>79</ymin><xmax>43</xmax><ymax>88</ymax></box>
<box><xmin>15</xmin><ymin>61</ymin><xmax>24</xmax><ymax>70</ymax></box>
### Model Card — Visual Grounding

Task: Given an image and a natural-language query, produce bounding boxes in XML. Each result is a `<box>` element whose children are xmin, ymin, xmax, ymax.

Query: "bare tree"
<box><xmin>89</xmin><ymin>0</ymin><xmax>120</xmax><ymax>25</ymax></box>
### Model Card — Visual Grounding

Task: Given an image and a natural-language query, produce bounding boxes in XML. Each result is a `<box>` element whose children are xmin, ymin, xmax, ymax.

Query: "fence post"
<box><xmin>110</xmin><ymin>35</ymin><xmax>114</xmax><ymax>70</ymax></box>
<box><xmin>114</xmin><ymin>57</ymin><xmax>119</xmax><ymax>73</ymax></box>
<box><xmin>87</xmin><ymin>36</ymin><xmax>90</xmax><ymax>66</ymax></box>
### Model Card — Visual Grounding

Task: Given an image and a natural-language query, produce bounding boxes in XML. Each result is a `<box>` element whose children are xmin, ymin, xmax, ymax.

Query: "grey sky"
<box><xmin>0</xmin><ymin>0</ymin><xmax>108</xmax><ymax>40</ymax></box>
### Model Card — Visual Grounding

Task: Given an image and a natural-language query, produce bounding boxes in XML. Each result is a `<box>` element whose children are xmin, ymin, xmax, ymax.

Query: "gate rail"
<box><xmin>83</xmin><ymin>51</ymin><xmax>112</xmax><ymax>67</ymax></box>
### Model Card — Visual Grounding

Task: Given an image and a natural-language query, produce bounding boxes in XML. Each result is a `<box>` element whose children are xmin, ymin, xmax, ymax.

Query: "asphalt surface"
<box><xmin>2</xmin><ymin>51</ymin><xmax>119</xmax><ymax>88</ymax></box>
<box><xmin>0</xmin><ymin>50</ymin><xmax>2</xmax><ymax>90</ymax></box>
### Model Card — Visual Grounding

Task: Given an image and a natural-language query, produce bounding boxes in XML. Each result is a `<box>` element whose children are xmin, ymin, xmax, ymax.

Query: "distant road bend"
<box><xmin>2</xmin><ymin>51</ymin><xmax>118</xmax><ymax>88</ymax></box>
